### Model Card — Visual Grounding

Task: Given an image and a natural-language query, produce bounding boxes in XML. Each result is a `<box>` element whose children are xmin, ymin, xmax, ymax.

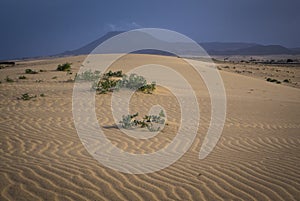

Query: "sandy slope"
<box><xmin>0</xmin><ymin>54</ymin><xmax>299</xmax><ymax>200</ymax></box>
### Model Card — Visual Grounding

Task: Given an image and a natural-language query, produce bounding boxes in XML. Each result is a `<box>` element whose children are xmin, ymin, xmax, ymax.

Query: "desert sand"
<box><xmin>0</xmin><ymin>54</ymin><xmax>300</xmax><ymax>200</ymax></box>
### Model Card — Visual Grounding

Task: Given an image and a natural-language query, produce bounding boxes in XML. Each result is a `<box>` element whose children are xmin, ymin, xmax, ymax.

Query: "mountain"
<box><xmin>200</xmin><ymin>42</ymin><xmax>259</xmax><ymax>52</ymax></box>
<box><xmin>205</xmin><ymin>44</ymin><xmax>298</xmax><ymax>55</ymax></box>
<box><xmin>59</xmin><ymin>32</ymin><xmax>300</xmax><ymax>56</ymax></box>
<box><xmin>60</xmin><ymin>31</ymin><xmax>124</xmax><ymax>56</ymax></box>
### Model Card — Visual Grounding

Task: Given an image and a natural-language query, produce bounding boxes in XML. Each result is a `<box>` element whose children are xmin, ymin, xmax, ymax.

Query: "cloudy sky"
<box><xmin>1</xmin><ymin>0</ymin><xmax>300</xmax><ymax>60</ymax></box>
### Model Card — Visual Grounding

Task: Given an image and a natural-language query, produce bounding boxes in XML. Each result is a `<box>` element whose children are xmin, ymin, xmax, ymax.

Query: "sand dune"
<box><xmin>0</xmin><ymin>54</ymin><xmax>299</xmax><ymax>200</ymax></box>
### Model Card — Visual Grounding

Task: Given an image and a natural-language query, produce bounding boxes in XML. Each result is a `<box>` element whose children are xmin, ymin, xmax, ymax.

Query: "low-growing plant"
<box><xmin>266</xmin><ymin>77</ymin><xmax>281</xmax><ymax>84</ymax></box>
<box><xmin>104</xmin><ymin>70</ymin><xmax>123</xmax><ymax>78</ymax></box>
<box><xmin>94</xmin><ymin>77</ymin><xmax>119</xmax><ymax>93</ymax></box>
<box><xmin>75</xmin><ymin>70</ymin><xmax>101</xmax><ymax>81</ymax></box>
<box><xmin>5</xmin><ymin>76</ymin><xmax>14</xmax><ymax>82</ymax></box>
<box><xmin>116</xmin><ymin>73</ymin><xmax>156</xmax><ymax>93</ymax></box>
<box><xmin>25</xmin><ymin>69</ymin><xmax>38</xmax><ymax>74</ymax></box>
<box><xmin>40</xmin><ymin>93</ymin><xmax>45</xmax><ymax>97</ymax></box>
<box><xmin>19</xmin><ymin>75</ymin><xmax>26</xmax><ymax>79</ymax></box>
<box><xmin>283</xmin><ymin>79</ymin><xmax>290</xmax><ymax>83</ymax></box>
<box><xmin>91</xmin><ymin>70</ymin><xmax>156</xmax><ymax>94</ymax></box>
<box><xmin>52</xmin><ymin>76</ymin><xmax>58</xmax><ymax>79</ymax></box>
<box><xmin>57</xmin><ymin>62</ymin><xmax>72</xmax><ymax>71</ymax></box>
<box><xmin>17</xmin><ymin>93</ymin><xmax>37</xmax><ymax>100</ymax></box>
<box><xmin>119</xmin><ymin>110</ymin><xmax>165</xmax><ymax>132</ymax></box>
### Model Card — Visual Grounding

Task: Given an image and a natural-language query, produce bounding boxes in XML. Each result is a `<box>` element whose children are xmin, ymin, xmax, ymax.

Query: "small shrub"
<box><xmin>266</xmin><ymin>78</ymin><xmax>276</xmax><ymax>82</ymax></box>
<box><xmin>40</xmin><ymin>93</ymin><xmax>45</xmax><ymax>97</ymax></box>
<box><xmin>5</xmin><ymin>76</ymin><xmax>14</xmax><ymax>82</ymax></box>
<box><xmin>119</xmin><ymin>110</ymin><xmax>165</xmax><ymax>132</ymax></box>
<box><xmin>19</xmin><ymin>75</ymin><xmax>26</xmax><ymax>79</ymax></box>
<box><xmin>57</xmin><ymin>62</ymin><xmax>71</xmax><ymax>71</ymax></box>
<box><xmin>92</xmin><ymin>71</ymin><xmax>156</xmax><ymax>94</ymax></box>
<box><xmin>39</xmin><ymin>69</ymin><xmax>46</xmax><ymax>72</ymax></box>
<box><xmin>119</xmin><ymin>113</ymin><xmax>139</xmax><ymax>129</ymax></box>
<box><xmin>266</xmin><ymin>77</ymin><xmax>281</xmax><ymax>84</ymax></box>
<box><xmin>104</xmin><ymin>70</ymin><xmax>123</xmax><ymax>77</ymax></box>
<box><xmin>25</xmin><ymin>69</ymin><xmax>38</xmax><ymax>74</ymax></box>
<box><xmin>52</xmin><ymin>76</ymin><xmax>57</xmax><ymax>79</ymax></box>
<box><xmin>75</xmin><ymin>70</ymin><xmax>101</xmax><ymax>81</ymax></box>
<box><xmin>17</xmin><ymin>93</ymin><xmax>37</xmax><ymax>101</ymax></box>
<box><xmin>94</xmin><ymin>77</ymin><xmax>119</xmax><ymax>93</ymax></box>
<box><xmin>283</xmin><ymin>79</ymin><xmax>290</xmax><ymax>83</ymax></box>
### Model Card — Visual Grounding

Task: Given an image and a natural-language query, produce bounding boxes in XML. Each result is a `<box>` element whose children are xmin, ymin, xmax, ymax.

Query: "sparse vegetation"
<box><xmin>52</xmin><ymin>76</ymin><xmax>57</xmax><ymax>79</ymax></box>
<box><xmin>283</xmin><ymin>79</ymin><xmax>290</xmax><ymax>83</ymax></box>
<box><xmin>19</xmin><ymin>75</ymin><xmax>26</xmax><ymax>79</ymax></box>
<box><xmin>104</xmin><ymin>70</ymin><xmax>123</xmax><ymax>77</ymax></box>
<box><xmin>75</xmin><ymin>70</ymin><xmax>101</xmax><ymax>81</ymax></box>
<box><xmin>119</xmin><ymin>110</ymin><xmax>166</xmax><ymax>132</ymax></box>
<box><xmin>57</xmin><ymin>62</ymin><xmax>72</xmax><ymax>71</ymax></box>
<box><xmin>25</xmin><ymin>69</ymin><xmax>38</xmax><ymax>74</ymax></box>
<box><xmin>266</xmin><ymin>77</ymin><xmax>281</xmax><ymax>84</ymax></box>
<box><xmin>17</xmin><ymin>93</ymin><xmax>37</xmax><ymax>101</ymax></box>
<box><xmin>40</xmin><ymin>93</ymin><xmax>45</xmax><ymax>97</ymax></box>
<box><xmin>92</xmin><ymin>70</ymin><xmax>156</xmax><ymax>94</ymax></box>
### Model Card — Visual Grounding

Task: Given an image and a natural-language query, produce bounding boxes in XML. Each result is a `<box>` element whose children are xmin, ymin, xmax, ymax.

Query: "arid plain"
<box><xmin>0</xmin><ymin>54</ymin><xmax>299</xmax><ymax>200</ymax></box>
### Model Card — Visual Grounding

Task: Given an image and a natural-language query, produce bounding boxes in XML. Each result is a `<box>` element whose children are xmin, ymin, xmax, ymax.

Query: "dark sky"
<box><xmin>1</xmin><ymin>0</ymin><xmax>300</xmax><ymax>60</ymax></box>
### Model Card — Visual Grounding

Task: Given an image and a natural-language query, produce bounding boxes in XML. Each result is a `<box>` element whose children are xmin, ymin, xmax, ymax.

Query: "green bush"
<box><xmin>93</xmin><ymin>77</ymin><xmax>119</xmax><ymax>94</ymax></box>
<box><xmin>104</xmin><ymin>70</ymin><xmax>123</xmax><ymax>77</ymax></box>
<box><xmin>19</xmin><ymin>75</ymin><xmax>26</xmax><ymax>79</ymax></box>
<box><xmin>266</xmin><ymin>77</ymin><xmax>281</xmax><ymax>84</ymax></box>
<box><xmin>92</xmin><ymin>71</ymin><xmax>156</xmax><ymax>94</ymax></box>
<box><xmin>25</xmin><ymin>69</ymin><xmax>38</xmax><ymax>74</ymax></box>
<box><xmin>75</xmin><ymin>70</ymin><xmax>101</xmax><ymax>81</ymax></box>
<box><xmin>119</xmin><ymin>110</ymin><xmax>165</xmax><ymax>132</ymax></box>
<box><xmin>17</xmin><ymin>93</ymin><xmax>37</xmax><ymax>101</ymax></box>
<box><xmin>57</xmin><ymin>62</ymin><xmax>71</xmax><ymax>71</ymax></box>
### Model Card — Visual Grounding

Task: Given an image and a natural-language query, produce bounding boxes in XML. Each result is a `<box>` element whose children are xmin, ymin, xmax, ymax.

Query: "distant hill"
<box><xmin>205</xmin><ymin>44</ymin><xmax>299</xmax><ymax>55</ymax></box>
<box><xmin>58</xmin><ymin>32</ymin><xmax>300</xmax><ymax>56</ymax></box>
<box><xmin>60</xmin><ymin>31</ymin><xmax>124</xmax><ymax>56</ymax></box>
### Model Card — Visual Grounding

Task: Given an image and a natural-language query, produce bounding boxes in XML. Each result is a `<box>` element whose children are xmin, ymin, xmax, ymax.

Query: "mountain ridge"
<box><xmin>59</xmin><ymin>31</ymin><xmax>300</xmax><ymax>56</ymax></box>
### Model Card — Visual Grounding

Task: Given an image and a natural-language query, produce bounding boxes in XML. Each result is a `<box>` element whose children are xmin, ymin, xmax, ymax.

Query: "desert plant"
<box><xmin>19</xmin><ymin>75</ymin><xmax>26</xmax><ymax>79</ymax></box>
<box><xmin>25</xmin><ymin>69</ymin><xmax>38</xmax><ymax>74</ymax></box>
<box><xmin>283</xmin><ymin>79</ymin><xmax>290</xmax><ymax>83</ymax></box>
<box><xmin>52</xmin><ymin>76</ymin><xmax>57</xmax><ymax>79</ymax></box>
<box><xmin>119</xmin><ymin>113</ymin><xmax>139</xmax><ymax>129</ymax></box>
<box><xmin>57</xmin><ymin>62</ymin><xmax>71</xmax><ymax>71</ymax></box>
<box><xmin>119</xmin><ymin>110</ymin><xmax>165</xmax><ymax>132</ymax></box>
<box><xmin>92</xmin><ymin>71</ymin><xmax>156</xmax><ymax>94</ymax></box>
<box><xmin>98</xmin><ymin>78</ymin><xmax>119</xmax><ymax>93</ymax></box>
<box><xmin>40</xmin><ymin>93</ymin><xmax>45</xmax><ymax>97</ymax></box>
<box><xmin>104</xmin><ymin>70</ymin><xmax>123</xmax><ymax>77</ymax></box>
<box><xmin>75</xmin><ymin>70</ymin><xmax>101</xmax><ymax>81</ymax></box>
<box><xmin>17</xmin><ymin>93</ymin><xmax>37</xmax><ymax>100</ymax></box>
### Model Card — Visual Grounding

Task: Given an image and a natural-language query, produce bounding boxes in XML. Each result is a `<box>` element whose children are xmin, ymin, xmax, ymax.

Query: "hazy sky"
<box><xmin>1</xmin><ymin>0</ymin><xmax>300</xmax><ymax>60</ymax></box>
